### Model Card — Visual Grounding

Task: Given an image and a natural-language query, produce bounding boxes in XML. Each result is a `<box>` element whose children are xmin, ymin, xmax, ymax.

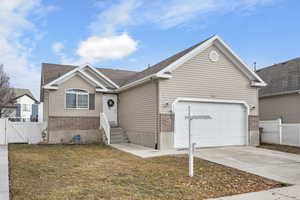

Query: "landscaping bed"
<box><xmin>259</xmin><ymin>143</ymin><xmax>300</xmax><ymax>155</ymax></box>
<box><xmin>9</xmin><ymin>144</ymin><xmax>283</xmax><ymax>200</ymax></box>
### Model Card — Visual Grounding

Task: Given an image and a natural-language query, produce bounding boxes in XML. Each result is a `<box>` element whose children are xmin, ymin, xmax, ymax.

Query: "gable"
<box><xmin>156</xmin><ymin>36</ymin><xmax>265</xmax><ymax>87</ymax></box>
<box><xmin>57</xmin><ymin>74</ymin><xmax>98</xmax><ymax>93</ymax></box>
<box><xmin>16</xmin><ymin>95</ymin><xmax>36</xmax><ymax>104</ymax></box>
<box><xmin>159</xmin><ymin>44</ymin><xmax>259</xmax><ymax>115</ymax></box>
<box><xmin>173</xmin><ymin>44</ymin><xmax>251</xmax><ymax>84</ymax></box>
<box><xmin>43</xmin><ymin>64</ymin><xmax>113</xmax><ymax>92</ymax></box>
<box><xmin>117</xmin><ymin>35</ymin><xmax>265</xmax><ymax>91</ymax></box>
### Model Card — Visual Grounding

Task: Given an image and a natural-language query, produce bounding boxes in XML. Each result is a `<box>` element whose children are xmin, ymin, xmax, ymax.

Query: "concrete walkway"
<box><xmin>110</xmin><ymin>143</ymin><xmax>187</xmax><ymax>158</ymax></box>
<box><xmin>0</xmin><ymin>145</ymin><xmax>9</xmax><ymax>200</ymax></box>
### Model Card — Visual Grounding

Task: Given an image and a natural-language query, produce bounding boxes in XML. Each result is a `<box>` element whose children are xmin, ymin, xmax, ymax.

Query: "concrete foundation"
<box><xmin>249</xmin><ymin>130</ymin><xmax>260</xmax><ymax>146</ymax></box>
<box><xmin>159</xmin><ymin>132</ymin><xmax>174</xmax><ymax>150</ymax></box>
<box><xmin>48</xmin><ymin>129</ymin><xmax>102</xmax><ymax>144</ymax></box>
<box><xmin>126</xmin><ymin>131</ymin><xmax>156</xmax><ymax>148</ymax></box>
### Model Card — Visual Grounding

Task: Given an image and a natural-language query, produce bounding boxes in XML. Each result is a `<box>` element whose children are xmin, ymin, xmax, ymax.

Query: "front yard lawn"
<box><xmin>259</xmin><ymin>143</ymin><xmax>300</xmax><ymax>155</ymax></box>
<box><xmin>9</xmin><ymin>144</ymin><xmax>283</xmax><ymax>200</ymax></box>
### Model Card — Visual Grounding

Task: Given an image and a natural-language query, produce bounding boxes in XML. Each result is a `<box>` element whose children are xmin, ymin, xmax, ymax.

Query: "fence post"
<box><xmin>278</xmin><ymin>118</ymin><xmax>282</xmax><ymax>145</ymax></box>
<box><xmin>4</xmin><ymin>118</ymin><xmax>8</xmax><ymax>145</ymax></box>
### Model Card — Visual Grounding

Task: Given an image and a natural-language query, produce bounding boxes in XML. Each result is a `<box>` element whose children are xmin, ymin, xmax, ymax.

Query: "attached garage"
<box><xmin>173</xmin><ymin>99</ymin><xmax>248</xmax><ymax>148</ymax></box>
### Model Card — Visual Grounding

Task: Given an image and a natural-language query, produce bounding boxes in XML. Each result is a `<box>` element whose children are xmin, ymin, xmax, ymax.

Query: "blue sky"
<box><xmin>1</xmin><ymin>0</ymin><xmax>300</xmax><ymax>98</ymax></box>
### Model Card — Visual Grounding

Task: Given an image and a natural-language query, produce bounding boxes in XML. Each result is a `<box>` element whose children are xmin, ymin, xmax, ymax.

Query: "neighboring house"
<box><xmin>2</xmin><ymin>88</ymin><xmax>39</xmax><ymax>121</ymax></box>
<box><xmin>40</xmin><ymin>35</ymin><xmax>266</xmax><ymax>149</ymax></box>
<box><xmin>257</xmin><ymin>57</ymin><xmax>300</xmax><ymax>123</ymax></box>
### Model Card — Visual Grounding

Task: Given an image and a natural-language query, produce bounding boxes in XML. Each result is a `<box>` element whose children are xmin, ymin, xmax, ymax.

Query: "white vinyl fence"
<box><xmin>259</xmin><ymin>119</ymin><xmax>300</xmax><ymax>147</ymax></box>
<box><xmin>0</xmin><ymin>118</ymin><xmax>45</xmax><ymax>145</ymax></box>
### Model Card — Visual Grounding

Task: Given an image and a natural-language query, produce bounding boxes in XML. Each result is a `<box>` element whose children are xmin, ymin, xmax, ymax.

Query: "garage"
<box><xmin>174</xmin><ymin>100</ymin><xmax>248</xmax><ymax>148</ymax></box>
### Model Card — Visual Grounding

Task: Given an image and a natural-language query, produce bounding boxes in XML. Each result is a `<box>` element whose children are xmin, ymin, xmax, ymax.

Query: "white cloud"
<box><xmin>58</xmin><ymin>0</ymin><xmax>277</xmax><ymax>65</ymax></box>
<box><xmin>76</xmin><ymin>33</ymin><xmax>138</xmax><ymax>64</ymax></box>
<box><xmin>89</xmin><ymin>0</ymin><xmax>141</xmax><ymax>36</ymax></box>
<box><xmin>146</xmin><ymin>0</ymin><xmax>277</xmax><ymax>28</ymax></box>
<box><xmin>89</xmin><ymin>0</ymin><xmax>277</xmax><ymax>31</ymax></box>
<box><xmin>0</xmin><ymin>0</ymin><xmax>53</xmax><ymax>99</ymax></box>
<box><xmin>52</xmin><ymin>42</ymin><xmax>64</xmax><ymax>54</ymax></box>
<box><xmin>56</xmin><ymin>0</ymin><xmax>141</xmax><ymax>65</ymax></box>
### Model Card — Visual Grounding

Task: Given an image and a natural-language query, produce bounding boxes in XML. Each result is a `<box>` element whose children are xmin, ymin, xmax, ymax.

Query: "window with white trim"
<box><xmin>65</xmin><ymin>89</ymin><xmax>89</xmax><ymax>109</ymax></box>
<box><xmin>22</xmin><ymin>104</ymin><xmax>31</xmax><ymax>112</ymax></box>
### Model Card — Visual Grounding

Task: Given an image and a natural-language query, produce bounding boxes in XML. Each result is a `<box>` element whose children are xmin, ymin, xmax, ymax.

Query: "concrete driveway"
<box><xmin>195</xmin><ymin>146</ymin><xmax>300</xmax><ymax>185</ymax></box>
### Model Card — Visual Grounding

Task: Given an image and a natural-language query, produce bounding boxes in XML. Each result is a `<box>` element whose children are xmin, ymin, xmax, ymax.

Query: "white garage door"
<box><xmin>174</xmin><ymin>101</ymin><xmax>247</xmax><ymax>148</ymax></box>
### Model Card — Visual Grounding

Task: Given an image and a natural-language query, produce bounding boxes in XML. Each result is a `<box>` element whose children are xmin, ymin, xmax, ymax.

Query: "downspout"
<box><xmin>155</xmin><ymin>79</ymin><xmax>160</xmax><ymax>150</ymax></box>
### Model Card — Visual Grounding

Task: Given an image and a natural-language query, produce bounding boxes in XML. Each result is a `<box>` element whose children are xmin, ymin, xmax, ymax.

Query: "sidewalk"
<box><xmin>0</xmin><ymin>145</ymin><xmax>9</xmax><ymax>200</ymax></box>
<box><xmin>209</xmin><ymin>185</ymin><xmax>300</xmax><ymax>200</ymax></box>
<box><xmin>110</xmin><ymin>143</ymin><xmax>187</xmax><ymax>158</ymax></box>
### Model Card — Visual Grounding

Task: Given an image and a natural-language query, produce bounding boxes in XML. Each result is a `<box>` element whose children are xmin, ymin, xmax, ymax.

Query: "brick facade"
<box><xmin>48</xmin><ymin>116</ymin><xmax>100</xmax><ymax>131</ymax></box>
<box><xmin>160</xmin><ymin>113</ymin><xmax>174</xmax><ymax>132</ymax></box>
<box><xmin>160</xmin><ymin>114</ymin><xmax>259</xmax><ymax>132</ymax></box>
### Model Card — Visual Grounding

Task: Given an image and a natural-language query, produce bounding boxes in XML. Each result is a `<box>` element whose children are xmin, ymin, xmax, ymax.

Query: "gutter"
<box><xmin>251</xmin><ymin>81</ymin><xmax>267</xmax><ymax>87</ymax></box>
<box><xmin>259</xmin><ymin>89</ymin><xmax>300</xmax><ymax>98</ymax></box>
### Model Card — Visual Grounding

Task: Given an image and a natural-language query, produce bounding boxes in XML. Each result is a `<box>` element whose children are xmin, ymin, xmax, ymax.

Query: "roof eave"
<box><xmin>117</xmin><ymin>74</ymin><xmax>171</xmax><ymax>92</ymax></box>
<box><xmin>43</xmin><ymin>63</ymin><xmax>119</xmax><ymax>90</ymax></box>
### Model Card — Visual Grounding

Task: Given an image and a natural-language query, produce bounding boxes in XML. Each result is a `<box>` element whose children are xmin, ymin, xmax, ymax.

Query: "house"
<box><xmin>40</xmin><ymin>35</ymin><xmax>266</xmax><ymax>149</ymax></box>
<box><xmin>257</xmin><ymin>57</ymin><xmax>300</xmax><ymax>123</ymax></box>
<box><xmin>1</xmin><ymin>88</ymin><xmax>39</xmax><ymax>121</ymax></box>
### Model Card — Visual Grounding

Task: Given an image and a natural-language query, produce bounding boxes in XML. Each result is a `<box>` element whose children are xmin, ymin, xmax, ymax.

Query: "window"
<box><xmin>65</xmin><ymin>89</ymin><xmax>89</xmax><ymax>109</ymax></box>
<box><xmin>22</xmin><ymin>104</ymin><xmax>31</xmax><ymax>112</ymax></box>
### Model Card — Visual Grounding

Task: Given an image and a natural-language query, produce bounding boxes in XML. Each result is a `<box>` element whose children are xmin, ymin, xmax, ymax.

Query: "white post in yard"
<box><xmin>187</xmin><ymin>105</ymin><xmax>193</xmax><ymax>177</ymax></box>
<box><xmin>278</xmin><ymin>118</ymin><xmax>282</xmax><ymax>145</ymax></box>
<box><xmin>185</xmin><ymin>105</ymin><xmax>212</xmax><ymax>177</ymax></box>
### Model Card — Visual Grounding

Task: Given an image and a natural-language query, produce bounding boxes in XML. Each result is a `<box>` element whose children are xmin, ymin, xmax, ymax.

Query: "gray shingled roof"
<box><xmin>257</xmin><ymin>57</ymin><xmax>300</xmax><ymax>97</ymax></box>
<box><xmin>41</xmin><ymin>63</ymin><xmax>137</xmax><ymax>86</ymax></box>
<box><xmin>42</xmin><ymin>63</ymin><xmax>76</xmax><ymax>85</ymax></box>
<box><xmin>42</xmin><ymin>36</ymin><xmax>214</xmax><ymax>87</ymax></box>
<box><xmin>121</xmin><ymin>36</ymin><xmax>214</xmax><ymax>86</ymax></box>
<box><xmin>12</xmin><ymin>88</ymin><xmax>37</xmax><ymax>102</ymax></box>
<box><xmin>96</xmin><ymin>68</ymin><xmax>137</xmax><ymax>86</ymax></box>
<box><xmin>41</xmin><ymin>36</ymin><xmax>215</xmax><ymax>101</ymax></box>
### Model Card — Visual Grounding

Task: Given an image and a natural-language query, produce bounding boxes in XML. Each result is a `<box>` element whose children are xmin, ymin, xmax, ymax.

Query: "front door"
<box><xmin>103</xmin><ymin>94</ymin><xmax>118</xmax><ymax>127</ymax></box>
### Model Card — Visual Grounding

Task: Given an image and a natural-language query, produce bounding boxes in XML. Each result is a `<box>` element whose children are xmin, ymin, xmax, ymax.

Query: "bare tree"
<box><xmin>0</xmin><ymin>64</ymin><xmax>15</xmax><ymax>118</ymax></box>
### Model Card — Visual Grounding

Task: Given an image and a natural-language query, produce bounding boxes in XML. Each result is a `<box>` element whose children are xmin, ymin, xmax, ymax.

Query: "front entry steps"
<box><xmin>110</xmin><ymin>127</ymin><xmax>129</xmax><ymax>144</ymax></box>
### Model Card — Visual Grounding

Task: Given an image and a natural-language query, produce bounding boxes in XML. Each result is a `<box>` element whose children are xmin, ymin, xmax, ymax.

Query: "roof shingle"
<box><xmin>12</xmin><ymin>88</ymin><xmax>37</xmax><ymax>102</ymax></box>
<box><xmin>41</xmin><ymin>36</ymin><xmax>214</xmax><ymax>90</ymax></box>
<box><xmin>257</xmin><ymin>57</ymin><xmax>300</xmax><ymax>97</ymax></box>
<box><xmin>121</xmin><ymin>36</ymin><xmax>213</xmax><ymax>86</ymax></box>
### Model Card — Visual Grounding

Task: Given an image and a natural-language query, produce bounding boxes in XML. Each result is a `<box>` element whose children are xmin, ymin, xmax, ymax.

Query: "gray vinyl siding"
<box><xmin>118</xmin><ymin>81</ymin><xmax>158</xmax><ymax>148</ymax></box>
<box><xmin>48</xmin><ymin>75</ymin><xmax>102</xmax><ymax>117</ymax></box>
<box><xmin>159</xmin><ymin>45</ymin><xmax>259</xmax><ymax>115</ymax></box>
<box><xmin>260</xmin><ymin>93</ymin><xmax>300</xmax><ymax>123</ymax></box>
<box><xmin>43</xmin><ymin>90</ymin><xmax>49</xmax><ymax>121</ymax></box>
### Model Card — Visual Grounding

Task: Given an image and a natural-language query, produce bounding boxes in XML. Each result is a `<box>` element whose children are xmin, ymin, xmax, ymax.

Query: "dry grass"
<box><xmin>259</xmin><ymin>143</ymin><xmax>300</xmax><ymax>155</ymax></box>
<box><xmin>9</xmin><ymin>144</ymin><xmax>283</xmax><ymax>200</ymax></box>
